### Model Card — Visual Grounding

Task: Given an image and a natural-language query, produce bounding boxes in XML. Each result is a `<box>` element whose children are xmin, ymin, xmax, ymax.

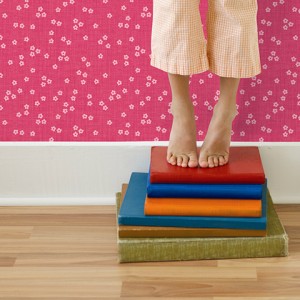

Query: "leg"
<box><xmin>150</xmin><ymin>0</ymin><xmax>209</xmax><ymax>167</ymax></box>
<box><xmin>150</xmin><ymin>0</ymin><xmax>209</xmax><ymax>76</ymax></box>
<box><xmin>167</xmin><ymin>73</ymin><xmax>198</xmax><ymax>168</ymax></box>
<box><xmin>199</xmin><ymin>77</ymin><xmax>240</xmax><ymax>168</ymax></box>
<box><xmin>206</xmin><ymin>0</ymin><xmax>261</xmax><ymax>78</ymax></box>
<box><xmin>199</xmin><ymin>0</ymin><xmax>261</xmax><ymax>167</ymax></box>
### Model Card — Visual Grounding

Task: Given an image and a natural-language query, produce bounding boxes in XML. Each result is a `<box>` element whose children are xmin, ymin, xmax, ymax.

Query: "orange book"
<box><xmin>144</xmin><ymin>197</ymin><xmax>262</xmax><ymax>217</ymax></box>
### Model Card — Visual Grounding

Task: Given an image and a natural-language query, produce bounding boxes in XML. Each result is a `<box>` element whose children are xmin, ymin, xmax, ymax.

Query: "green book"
<box><xmin>116</xmin><ymin>189</ymin><xmax>288</xmax><ymax>263</ymax></box>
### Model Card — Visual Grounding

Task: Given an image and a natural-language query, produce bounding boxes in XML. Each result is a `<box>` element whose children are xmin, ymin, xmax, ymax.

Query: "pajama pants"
<box><xmin>150</xmin><ymin>0</ymin><xmax>261</xmax><ymax>78</ymax></box>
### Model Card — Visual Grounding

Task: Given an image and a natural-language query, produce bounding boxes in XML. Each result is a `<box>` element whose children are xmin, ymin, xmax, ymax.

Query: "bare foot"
<box><xmin>167</xmin><ymin>99</ymin><xmax>198</xmax><ymax>168</ymax></box>
<box><xmin>199</xmin><ymin>101</ymin><xmax>237</xmax><ymax>168</ymax></box>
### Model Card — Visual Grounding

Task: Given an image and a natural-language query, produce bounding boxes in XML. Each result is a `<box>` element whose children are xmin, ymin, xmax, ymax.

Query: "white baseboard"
<box><xmin>0</xmin><ymin>142</ymin><xmax>299</xmax><ymax>205</ymax></box>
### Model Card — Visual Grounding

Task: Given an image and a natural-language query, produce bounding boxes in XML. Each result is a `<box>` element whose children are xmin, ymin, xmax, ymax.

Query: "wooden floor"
<box><xmin>0</xmin><ymin>203</ymin><xmax>299</xmax><ymax>299</ymax></box>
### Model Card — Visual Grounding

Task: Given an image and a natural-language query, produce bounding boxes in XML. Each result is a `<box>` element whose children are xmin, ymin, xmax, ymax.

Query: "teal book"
<box><xmin>116</xmin><ymin>190</ymin><xmax>288</xmax><ymax>263</ymax></box>
<box><xmin>118</xmin><ymin>173</ymin><xmax>267</xmax><ymax>230</ymax></box>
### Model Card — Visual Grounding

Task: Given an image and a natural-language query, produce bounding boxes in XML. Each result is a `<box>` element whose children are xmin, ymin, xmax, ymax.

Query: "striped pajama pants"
<box><xmin>150</xmin><ymin>0</ymin><xmax>261</xmax><ymax>78</ymax></box>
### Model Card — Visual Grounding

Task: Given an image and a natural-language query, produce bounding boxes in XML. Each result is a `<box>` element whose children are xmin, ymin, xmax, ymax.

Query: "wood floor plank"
<box><xmin>0</xmin><ymin>206</ymin><xmax>116</xmax><ymax>214</ymax></box>
<box><xmin>0</xmin><ymin>214</ymin><xmax>115</xmax><ymax>226</ymax></box>
<box><xmin>213</xmin><ymin>296</ymin><xmax>299</xmax><ymax>300</ymax></box>
<box><xmin>0</xmin><ymin>298</ymin><xmax>211</xmax><ymax>300</ymax></box>
<box><xmin>0</xmin><ymin>298</ymin><xmax>298</xmax><ymax>300</ymax></box>
<box><xmin>30</xmin><ymin>225</ymin><xmax>117</xmax><ymax>241</ymax></box>
<box><xmin>257</xmin><ymin>266</ymin><xmax>300</xmax><ymax>281</ymax></box>
<box><xmin>0</xmin><ymin>266</ymin><xmax>256</xmax><ymax>280</ymax></box>
<box><xmin>0</xmin><ymin>298</ymin><xmax>122</xmax><ymax>300</ymax></box>
<box><xmin>15</xmin><ymin>253</ymin><xmax>118</xmax><ymax>266</ymax></box>
<box><xmin>121</xmin><ymin>280</ymin><xmax>300</xmax><ymax>297</ymax></box>
<box><xmin>275</xmin><ymin>204</ymin><xmax>300</xmax><ymax>212</ymax></box>
<box><xmin>0</xmin><ymin>281</ymin><xmax>121</xmax><ymax>298</ymax></box>
<box><xmin>274</xmin><ymin>212</ymin><xmax>300</xmax><ymax>227</ymax></box>
<box><xmin>282</xmin><ymin>226</ymin><xmax>300</xmax><ymax>239</ymax></box>
<box><xmin>0</xmin><ymin>226</ymin><xmax>33</xmax><ymax>239</ymax></box>
<box><xmin>14</xmin><ymin>253</ymin><xmax>216</xmax><ymax>267</ymax></box>
<box><xmin>0</xmin><ymin>240</ymin><xmax>117</xmax><ymax>254</ymax></box>
<box><xmin>122</xmin><ymin>260</ymin><xmax>218</xmax><ymax>267</ymax></box>
<box><xmin>218</xmin><ymin>254</ymin><xmax>300</xmax><ymax>268</ymax></box>
<box><xmin>0</xmin><ymin>257</ymin><xmax>16</xmax><ymax>267</ymax></box>
<box><xmin>289</xmin><ymin>239</ymin><xmax>300</xmax><ymax>252</ymax></box>
<box><xmin>0</xmin><ymin>298</ymin><xmax>117</xmax><ymax>300</ymax></box>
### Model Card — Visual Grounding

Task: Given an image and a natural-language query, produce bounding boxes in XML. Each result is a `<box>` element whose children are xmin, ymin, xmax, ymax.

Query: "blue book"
<box><xmin>118</xmin><ymin>173</ymin><xmax>267</xmax><ymax>230</ymax></box>
<box><xmin>146</xmin><ymin>173</ymin><xmax>263</xmax><ymax>199</ymax></box>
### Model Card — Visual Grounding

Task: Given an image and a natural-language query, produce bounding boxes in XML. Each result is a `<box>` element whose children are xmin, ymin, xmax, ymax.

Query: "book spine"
<box><xmin>150</xmin><ymin>172</ymin><xmax>265</xmax><ymax>184</ymax></box>
<box><xmin>118</xmin><ymin>215</ymin><xmax>267</xmax><ymax>230</ymax></box>
<box><xmin>147</xmin><ymin>183</ymin><xmax>262</xmax><ymax>199</ymax></box>
<box><xmin>118</xmin><ymin>235</ymin><xmax>288</xmax><ymax>263</ymax></box>
<box><xmin>118</xmin><ymin>228</ymin><xmax>267</xmax><ymax>238</ymax></box>
<box><xmin>144</xmin><ymin>198</ymin><xmax>262</xmax><ymax>217</ymax></box>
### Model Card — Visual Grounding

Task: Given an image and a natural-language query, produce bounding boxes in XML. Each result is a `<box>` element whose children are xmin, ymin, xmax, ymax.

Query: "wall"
<box><xmin>0</xmin><ymin>142</ymin><xmax>299</xmax><ymax>205</ymax></box>
<box><xmin>0</xmin><ymin>0</ymin><xmax>299</xmax><ymax>141</ymax></box>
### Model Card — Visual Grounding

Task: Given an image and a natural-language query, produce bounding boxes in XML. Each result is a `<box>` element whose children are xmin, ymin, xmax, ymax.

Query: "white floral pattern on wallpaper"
<box><xmin>0</xmin><ymin>0</ymin><xmax>299</xmax><ymax>141</ymax></box>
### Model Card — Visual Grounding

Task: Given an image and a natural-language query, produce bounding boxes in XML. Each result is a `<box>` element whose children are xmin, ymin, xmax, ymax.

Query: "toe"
<box><xmin>223</xmin><ymin>155</ymin><xmax>229</xmax><ymax>165</ymax></box>
<box><xmin>169</xmin><ymin>154</ymin><xmax>177</xmax><ymax>165</ymax></box>
<box><xmin>208</xmin><ymin>156</ymin><xmax>215</xmax><ymax>168</ymax></box>
<box><xmin>177</xmin><ymin>156</ymin><xmax>183</xmax><ymax>166</ymax></box>
<box><xmin>167</xmin><ymin>152</ymin><xmax>172</xmax><ymax>162</ymax></box>
<box><xmin>199</xmin><ymin>155</ymin><xmax>209</xmax><ymax>168</ymax></box>
<box><xmin>181</xmin><ymin>155</ymin><xmax>189</xmax><ymax>168</ymax></box>
<box><xmin>213</xmin><ymin>156</ymin><xmax>219</xmax><ymax>167</ymax></box>
<box><xmin>199</xmin><ymin>156</ymin><xmax>208</xmax><ymax>168</ymax></box>
<box><xmin>219</xmin><ymin>155</ymin><xmax>225</xmax><ymax>166</ymax></box>
<box><xmin>199</xmin><ymin>160</ymin><xmax>208</xmax><ymax>168</ymax></box>
<box><xmin>199</xmin><ymin>151</ymin><xmax>209</xmax><ymax>168</ymax></box>
<box><xmin>188</xmin><ymin>155</ymin><xmax>198</xmax><ymax>168</ymax></box>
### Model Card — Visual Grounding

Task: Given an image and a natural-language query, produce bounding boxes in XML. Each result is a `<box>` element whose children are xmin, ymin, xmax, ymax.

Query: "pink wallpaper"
<box><xmin>0</xmin><ymin>0</ymin><xmax>299</xmax><ymax>141</ymax></box>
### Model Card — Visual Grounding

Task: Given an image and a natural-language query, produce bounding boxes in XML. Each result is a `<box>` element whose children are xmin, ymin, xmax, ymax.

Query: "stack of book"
<box><xmin>117</xmin><ymin>146</ymin><xmax>288</xmax><ymax>263</ymax></box>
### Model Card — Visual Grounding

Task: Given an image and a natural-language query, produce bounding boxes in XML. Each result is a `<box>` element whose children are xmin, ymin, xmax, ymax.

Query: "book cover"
<box><xmin>118</xmin><ymin>184</ymin><xmax>267</xmax><ymax>238</ymax></box>
<box><xmin>116</xmin><ymin>189</ymin><xmax>288</xmax><ymax>263</ymax></box>
<box><xmin>144</xmin><ymin>196</ymin><xmax>262</xmax><ymax>217</ymax></box>
<box><xmin>150</xmin><ymin>146</ymin><xmax>265</xmax><ymax>184</ymax></box>
<box><xmin>118</xmin><ymin>172</ymin><xmax>267</xmax><ymax>230</ymax></box>
<box><xmin>147</xmin><ymin>173</ymin><xmax>263</xmax><ymax>199</ymax></box>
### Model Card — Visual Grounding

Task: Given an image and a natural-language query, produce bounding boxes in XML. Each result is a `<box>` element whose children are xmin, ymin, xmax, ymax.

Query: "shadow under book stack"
<box><xmin>116</xmin><ymin>146</ymin><xmax>288</xmax><ymax>263</ymax></box>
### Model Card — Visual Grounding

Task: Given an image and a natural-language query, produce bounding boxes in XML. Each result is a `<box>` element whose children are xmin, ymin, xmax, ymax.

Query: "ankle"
<box><xmin>213</xmin><ymin>101</ymin><xmax>237</xmax><ymax>120</ymax></box>
<box><xmin>171</xmin><ymin>98</ymin><xmax>195</xmax><ymax>117</ymax></box>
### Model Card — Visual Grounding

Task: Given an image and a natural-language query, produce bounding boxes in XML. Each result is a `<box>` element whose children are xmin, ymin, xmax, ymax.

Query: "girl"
<box><xmin>150</xmin><ymin>0</ymin><xmax>261</xmax><ymax>168</ymax></box>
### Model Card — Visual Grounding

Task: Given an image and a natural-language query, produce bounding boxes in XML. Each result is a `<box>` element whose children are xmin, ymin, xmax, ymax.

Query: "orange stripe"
<box><xmin>144</xmin><ymin>197</ymin><xmax>262</xmax><ymax>217</ymax></box>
